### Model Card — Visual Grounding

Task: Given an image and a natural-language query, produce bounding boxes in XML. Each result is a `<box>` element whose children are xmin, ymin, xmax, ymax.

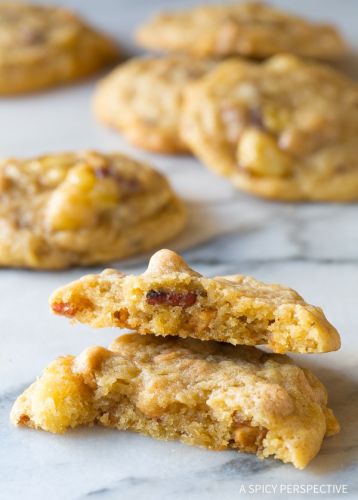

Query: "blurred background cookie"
<box><xmin>181</xmin><ymin>54</ymin><xmax>358</xmax><ymax>201</ymax></box>
<box><xmin>0</xmin><ymin>151</ymin><xmax>186</xmax><ymax>268</ymax></box>
<box><xmin>136</xmin><ymin>1</ymin><xmax>347</xmax><ymax>61</ymax></box>
<box><xmin>93</xmin><ymin>56</ymin><xmax>215</xmax><ymax>153</ymax></box>
<box><xmin>0</xmin><ymin>2</ymin><xmax>119</xmax><ymax>95</ymax></box>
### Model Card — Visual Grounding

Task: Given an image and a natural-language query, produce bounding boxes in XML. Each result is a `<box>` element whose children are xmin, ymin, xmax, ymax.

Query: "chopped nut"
<box><xmin>46</xmin><ymin>164</ymin><xmax>120</xmax><ymax>231</ymax></box>
<box><xmin>94</xmin><ymin>166</ymin><xmax>113</xmax><ymax>179</ymax></box>
<box><xmin>95</xmin><ymin>165</ymin><xmax>140</xmax><ymax>193</ymax></box>
<box><xmin>232</xmin><ymin>416</ymin><xmax>267</xmax><ymax>452</ymax></box>
<box><xmin>249</xmin><ymin>108</ymin><xmax>265</xmax><ymax>129</ymax></box>
<box><xmin>67</xmin><ymin>164</ymin><xmax>96</xmax><ymax>191</ymax></box>
<box><xmin>52</xmin><ymin>301</ymin><xmax>78</xmax><ymax>317</ymax></box>
<box><xmin>220</xmin><ymin>105</ymin><xmax>247</xmax><ymax>143</ymax></box>
<box><xmin>20</xmin><ymin>28</ymin><xmax>46</xmax><ymax>45</ymax></box>
<box><xmin>335</xmin><ymin>164</ymin><xmax>351</xmax><ymax>175</ymax></box>
<box><xmin>18</xmin><ymin>414</ymin><xmax>30</xmax><ymax>425</ymax></box>
<box><xmin>73</xmin><ymin>346</ymin><xmax>112</xmax><ymax>387</ymax></box>
<box><xmin>0</xmin><ymin>173</ymin><xmax>10</xmax><ymax>192</ymax></box>
<box><xmin>113</xmin><ymin>308</ymin><xmax>129</xmax><ymax>325</ymax></box>
<box><xmin>237</xmin><ymin>128</ymin><xmax>293</xmax><ymax>177</ymax></box>
<box><xmin>263</xmin><ymin>103</ymin><xmax>291</xmax><ymax>133</ymax></box>
<box><xmin>51</xmin><ymin>297</ymin><xmax>93</xmax><ymax>317</ymax></box>
<box><xmin>146</xmin><ymin>290</ymin><xmax>197</xmax><ymax>308</ymax></box>
<box><xmin>188</xmin><ymin>307</ymin><xmax>216</xmax><ymax>332</ymax></box>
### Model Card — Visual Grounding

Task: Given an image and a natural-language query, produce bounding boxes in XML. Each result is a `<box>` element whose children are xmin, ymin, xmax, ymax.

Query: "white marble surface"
<box><xmin>1</xmin><ymin>1</ymin><xmax>358</xmax><ymax>499</ymax></box>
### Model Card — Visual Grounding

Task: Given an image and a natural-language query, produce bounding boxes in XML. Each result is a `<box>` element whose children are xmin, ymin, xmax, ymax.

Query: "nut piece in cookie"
<box><xmin>0</xmin><ymin>153</ymin><xmax>186</xmax><ymax>269</ymax></box>
<box><xmin>10</xmin><ymin>333</ymin><xmax>340</xmax><ymax>469</ymax></box>
<box><xmin>50</xmin><ymin>249</ymin><xmax>340</xmax><ymax>354</ymax></box>
<box><xmin>181</xmin><ymin>55</ymin><xmax>358</xmax><ymax>201</ymax></box>
<box><xmin>0</xmin><ymin>3</ymin><xmax>119</xmax><ymax>94</ymax></box>
<box><xmin>93</xmin><ymin>56</ymin><xmax>215</xmax><ymax>154</ymax></box>
<box><xmin>136</xmin><ymin>2</ymin><xmax>346</xmax><ymax>61</ymax></box>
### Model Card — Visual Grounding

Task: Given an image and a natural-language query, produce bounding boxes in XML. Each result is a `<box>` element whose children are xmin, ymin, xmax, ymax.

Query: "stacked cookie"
<box><xmin>1</xmin><ymin>0</ymin><xmax>348</xmax><ymax>472</ymax></box>
<box><xmin>12</xmin><ymin>250</ymin><xmax>341</xmax><ymax>469</ymax></box>
<box><xmin>93</xmin><ymin>2</ymin><xmax>358</xmax><ymax>202</ymax></box>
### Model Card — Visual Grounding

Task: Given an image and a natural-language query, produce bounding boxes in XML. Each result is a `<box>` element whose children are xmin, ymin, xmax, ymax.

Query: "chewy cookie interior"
<box><xmin>11</xmin><ymin>334</ymin><xmax>339</xmax><ymax>469</ymax></box>
<box><xmin>50</xmin><ymin>250</ymin><xmax>340</xmax><ymax>354</ymax></box>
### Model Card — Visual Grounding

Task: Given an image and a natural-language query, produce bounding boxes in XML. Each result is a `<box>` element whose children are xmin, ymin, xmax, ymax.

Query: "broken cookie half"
<box><xmin>50</xmin><ymin>249</ymin><xmax>340</xmax><ymax>354</ymax></box>
<box><xmin>11</xmin><ymin>334</ymin><xmax>339</xmax><ymax>469</ymax></box>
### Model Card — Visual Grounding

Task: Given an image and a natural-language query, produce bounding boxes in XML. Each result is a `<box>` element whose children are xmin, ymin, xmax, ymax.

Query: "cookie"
<box><xmin>0</xmin><ymin>153</ymin><xmax>186</xmax><ymax>269</ymax></box>
<box><xmin>136</xmin><ymin>2</ymin><xmax>346</xmax><ymax>61</ymax></box>
<box><xmin>93</xmin><ymin>56</ymin><xmax>215</xmax><ymax>153</ymax></box>
<box><xmin>181</xmin><ymin>55</ymin><xmax>358</xmax><ymax>201</ymax></box>
<box><xmin>11</xmin><ymin>333</ymin><xmax>339</xmax><ymax>469</ymax></box>
<box><xmin>0</xmin><ymin>3</ymin><xmax>119</xmax><ymax>95</ymax></box>
<box><xmin>50</xmin><ymin>249</ymin><xmax>340</xmax><ymax>354</ymax></box>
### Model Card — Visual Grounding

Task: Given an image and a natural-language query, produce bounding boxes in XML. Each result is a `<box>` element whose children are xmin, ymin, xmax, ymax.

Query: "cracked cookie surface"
<box><xmin>0</xmin><ymin>2</ymin><xmax>119</xmax><ymax>94</ymax></box>
<box><xmin>181</xmin><ymin>55</ymin><xmax>358</xmax><ymax>201</ymax></box>
<box><xmin>0</xmin><ymin>153</ymin><xmax>186</xmax><ymax>269</ymax></box>
<box><xmin>11</xmin><ymin>333</ymin><xmax>339</xmax><ymax>469</ymax></box>
<box><xmin>50</xmin><ymin>249</ymin><xmax>340</xmax><ymax>353</ymax></box>
<box><xmin>93</xmin><ymin>56</ymin><xmax>215</xmax><ymax>153</ymax></box>
<box><xmin>136</xmin><ymin>2</ymin><xmax>346</xmax><ymax>61</ymax></box>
